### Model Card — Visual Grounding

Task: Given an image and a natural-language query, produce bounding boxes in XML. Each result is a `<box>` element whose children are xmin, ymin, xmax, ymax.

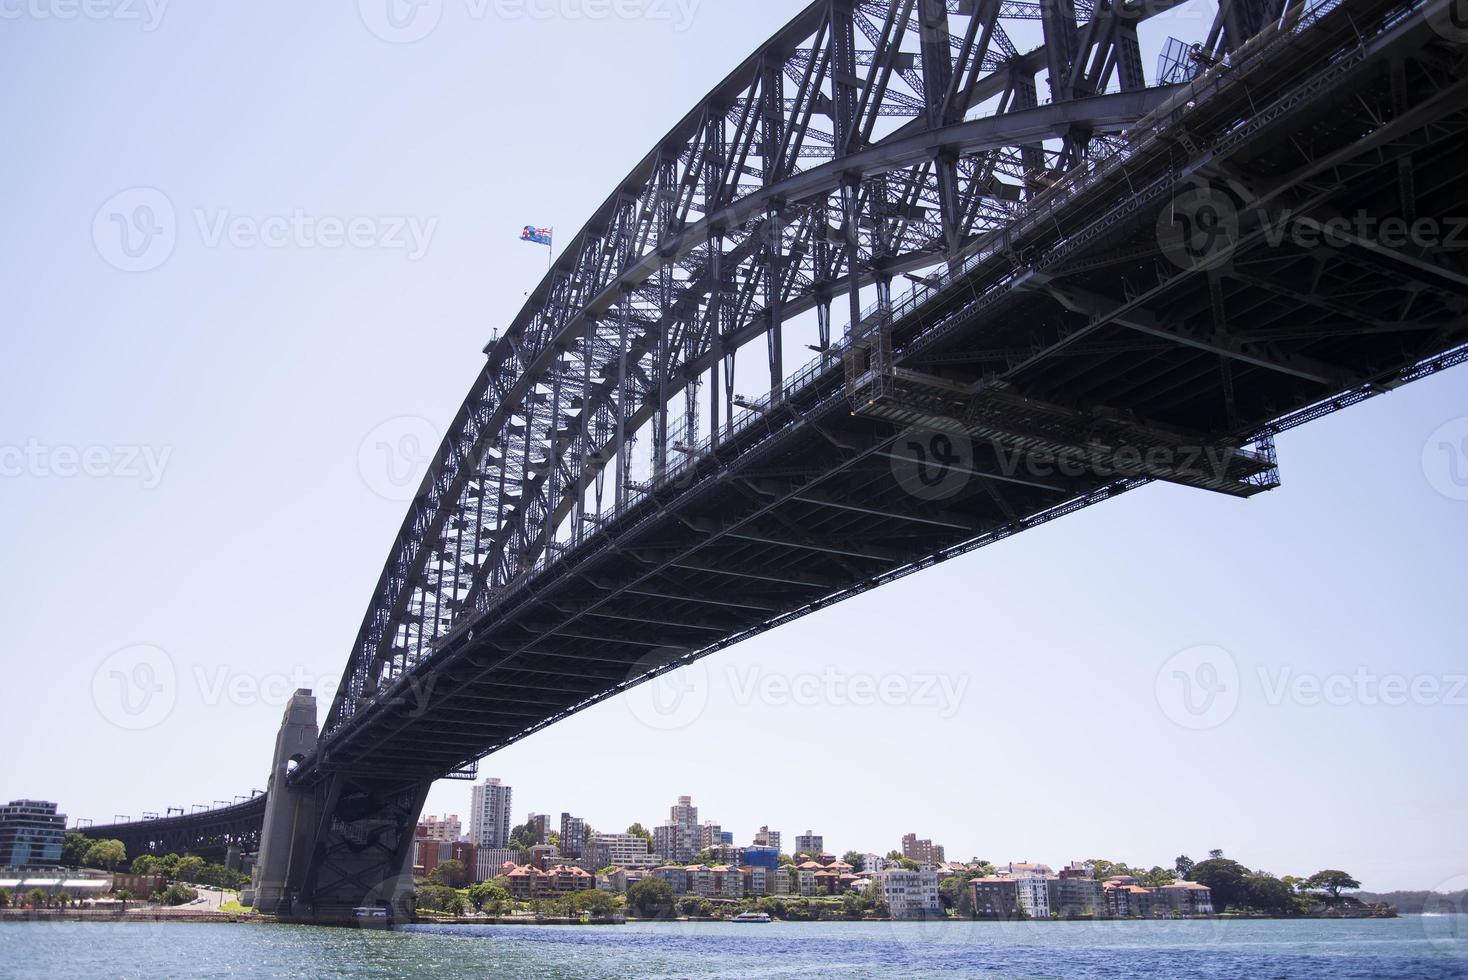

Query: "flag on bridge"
<box><xmin>521</xmin><ymin>225</ymin><xmax>553</xmax><ymax>246</ymax></box>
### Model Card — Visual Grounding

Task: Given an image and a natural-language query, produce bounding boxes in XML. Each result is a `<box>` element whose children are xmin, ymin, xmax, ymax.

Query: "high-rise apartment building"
<box><xmin>654</xmin><ymin>795</ymin><xmax>700</xmax><ymax>862</ymax></box>
<box><xmin>794</xmin><ymin>831</ymin><xmax>823</xmax><ymax>855</ymax></box>
<box><xmin>900</xmin><ymin>832</ymin><xmax>946</xmax><ymax>866</ymax></box>
<box><xmin>753</xmin><ymin>826</ymin><xmax>781</xmax><ymax>853</ymax></box>
<box><xmin>560</xmin><ymin>813</ymin><xmax>585</xmax><ymax>858</ymax></box>
<box><xmin>469</xmin><ymin>778</ymin><xmax>513</xmax><ymax>849</ymax></box>
<box><xmin>0</xmin><ymin>800</ymin><xmax>65</xmax><ymax>867</ymax></box>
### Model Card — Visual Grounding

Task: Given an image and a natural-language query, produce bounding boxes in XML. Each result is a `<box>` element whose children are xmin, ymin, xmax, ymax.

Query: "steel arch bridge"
<box><xmin>84</xmin><ymin>0</ymin><xmax>1468</xmax><ymax>923</ymax></box>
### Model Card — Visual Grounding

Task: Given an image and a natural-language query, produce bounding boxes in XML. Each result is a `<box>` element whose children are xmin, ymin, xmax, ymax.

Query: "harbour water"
<box><xmin>3</xmin><ymin>915</ymin><xmax>1467</xmax><ymax>978</ymax></box>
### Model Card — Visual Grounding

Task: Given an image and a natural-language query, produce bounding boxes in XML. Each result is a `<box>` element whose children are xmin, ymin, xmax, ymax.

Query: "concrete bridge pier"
<box><xmin>244</xmin><ymin>689</ymin><xmax>320</xmax><ymax>915</ymax></box>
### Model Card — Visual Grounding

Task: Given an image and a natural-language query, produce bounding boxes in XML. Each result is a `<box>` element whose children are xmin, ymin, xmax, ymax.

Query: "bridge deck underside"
<box><xmin>307</xmin><ymin>0</ymin><xmax>1468</xmax><ymax>782</ymax></box>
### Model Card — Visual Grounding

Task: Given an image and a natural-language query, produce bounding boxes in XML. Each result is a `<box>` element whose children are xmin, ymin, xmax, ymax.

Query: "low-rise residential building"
<box><xmin>970</xmin><ymin>876</ymin><xmax>1021</xmax><ymax>918</ymax></box>
<box><xmin>685</xmin><ymin>864</ymin><xmax>715</xmax><ymax>898</ymax></box>
<box><xmin>1053</xmin><ymin>874</ymin><xmax>1105</xmax><ymax>917</ymax></box>
<box><xmin>1157</xmin><ymin>881</ymin><xmax>1215</xmax><ymax>915</ymax></box>
<box><xmin>710</xmin><ymin>864</ymin><xmax>743</xmax><ymax>898</ymax></box>
<box><xmin>873</xmin><ymin>868</ymin><xmax>942</xmax><ymax>919</ymax></box>
<box><xmin>594</xmin><ymin>833</ymin><xmax>658</xmax><ymax>870</ymax></box>
<box><xmin>861</xmin><ymin>853</ymin><xmax>886</xmax><ymax>874</ymax></box>
<box><xmin>501</xmin><ymin>862</ymin><xmax>595</xmax><ymax>899</ymax></box>
<box><xmin>1103</xmin><ymin>878</ymin><xmax>1158</xmax><ymax>917</ymax></box>
<box><xmin>739</xmin><ymin>865</ymin><xmax>769</xmax><ymax>897</ymax></box>
<box><xmin>652</xmin><ymin>865</ymin><xmax>688</xmax><ymax>896</ymax></box>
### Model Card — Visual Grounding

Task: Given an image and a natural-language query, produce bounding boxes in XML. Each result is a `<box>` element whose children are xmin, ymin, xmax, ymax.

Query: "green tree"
<box><xmin>1175</xmin><ymin>855</ymin><xmax>1195</xmax><ymax>880</ymax></box>
<box><xmin>569</xmin><ymin>890</ymin><xmax>619</xmax><ymax>917</ymax></box>
<box><xmin>0</xmin><ymin>887</ymin><xmax>10</xmax><ymax>908</ymax></box>
<box><xmin>1304</xmin><ymin>870</ymin><xmax>1361</xmax><ymax>903</ymax></box>
<box><xmin>174</xmin><ymin>855</ymin><xmax>205</xmax><ymax>883</ymax></box>
<box><xmin>156</xmin><ymin>883</ymin><xmax>198</xmax><ymax>906</ymax></box>
<box><xmin>1086</xmin><ymin>859</ymin><xmax>1142</xmax><ymax>881</ymax></box>
<box><xmin>468</xmin><ymin>880</ymin><xmax>510</xmax><ymax>913</ymax></box>
<box><xmin>55</xmin><ymin>890</ymin><xmax>71</xmax><ymax>909</ymax></box>
<box><xmin>677</xmin><ymin>895</ymin><xmax>711</xmax><ymax>917</ymax></box>
<box><xmin>1190</xmin><ymin>858</ymin><xmax>1250</xmax><ymax>911</ymax></box>
<box><xmin>508</xmin><ymin>822</ymin><xmax>538</xmax><ymax>849</ymax></box>
<box><xmin>938</xmin><ymin>875</ymin><xmax>974</xmax><ymax>917</ymax></box>
<box><xmin>60</xmin><ymin>832</ymin><xmax>92</xmax><ymax>867</ymax></box>
<box><xmin>626</xmin><ymin>876</ymin><xmax>673</xmax><ymax>918</ymax></box>
<box><xmin>415</xmin><ymin>884</ymin><xmax>460</xmax><ymax>913</ymax></box>
<box><xmin>625</xmin><ymin>823</ymin><xmax>653</xmax><ymax>846</ymax></box>
<box><xmin>130</xmin><ymin>854</ymin><xmax>162</xmax><ymax>875</ymax></box>
<box><xmin>83</xmin><ymin>839</ymin><xmax>127</xmax><ymax>872</ymax></box>
<box><xmin>1208</xmin><ymin>849</ymin><xmax>1224</xmax><ymax>860</ymax></box>
<box><xmin>26</xmin><ymin>888</ymin><xmax>47</xmax><ymax>909</ymax></box>
<box><xmin>841</xmin><ymin>851</ymin><xmax>865</xmax><ymax>873</ymax></box>
<box><xmin>114</xmin><ymin>888</ymin><xmax>132</xmax><ymax>909</ymax></box>
<box><xmin>1244</xmin><ymin>872</ymin><xmax>1299</xmax><ymax>914</ymax></box>
<box><xmin>1142</xmin><ymin>866</ymin><xmax>1178</xmax><ymax>887</ymax></box>
<box><xmin>428</xmin><ymin>859</ymin><xmax>466</xmax><ymax>887</ymax></box>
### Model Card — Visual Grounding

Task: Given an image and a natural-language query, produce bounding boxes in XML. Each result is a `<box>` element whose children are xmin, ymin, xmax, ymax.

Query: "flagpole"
<box><xmin>548</xmin><ymin>227</ymin><xmax>553</xmax><ymax>273</ymax></box>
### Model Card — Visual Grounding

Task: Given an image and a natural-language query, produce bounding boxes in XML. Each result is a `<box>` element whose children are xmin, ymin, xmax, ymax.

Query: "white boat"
<box><xmin>732</xmin><ymin>911</ymin><xmax>772</xmax><ymax>923</ymax></box>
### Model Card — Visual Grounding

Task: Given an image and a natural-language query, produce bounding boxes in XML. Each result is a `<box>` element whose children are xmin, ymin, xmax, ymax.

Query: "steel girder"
<box><xmin>324</xmin><ymin>0</ymin><xmax>1204</xmax><ymax>740</ymax></box>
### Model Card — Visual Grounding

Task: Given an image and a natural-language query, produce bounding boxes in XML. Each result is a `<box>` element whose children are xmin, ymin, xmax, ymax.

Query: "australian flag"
<box><xmin>521</xmin><ymin>225</ymin><xmax>552</xmax><ymax>246</ymax></box>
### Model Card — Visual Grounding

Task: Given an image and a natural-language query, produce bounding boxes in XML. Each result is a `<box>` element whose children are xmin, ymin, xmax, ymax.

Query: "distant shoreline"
<box><xmin>2</xmin><ymin>908</ymin><xmax>1409</xmax><ymax>926</ymax></box>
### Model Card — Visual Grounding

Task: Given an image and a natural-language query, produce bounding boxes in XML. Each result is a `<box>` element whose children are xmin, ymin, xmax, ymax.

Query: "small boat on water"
<box><xmin>731</xmin><ymin>911</ymin><xmax>772</xmax><ymax>923</ymax></box>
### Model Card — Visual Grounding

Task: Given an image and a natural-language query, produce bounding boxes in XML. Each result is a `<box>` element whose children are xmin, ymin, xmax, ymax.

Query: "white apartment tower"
<box><xmin>469</xmin><ymin>777</ymin><xmax>513</xmax><ymax>849</ymax></box>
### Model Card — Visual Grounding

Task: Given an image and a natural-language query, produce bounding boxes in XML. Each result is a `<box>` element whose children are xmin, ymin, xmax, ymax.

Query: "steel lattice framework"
<box><xmin>324</xmin><ymin>0</ymin><xmax>1263</xmax><ymax>740</ymax></box>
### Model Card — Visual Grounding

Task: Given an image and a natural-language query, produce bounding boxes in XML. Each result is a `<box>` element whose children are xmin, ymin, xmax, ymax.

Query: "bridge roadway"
<box><xmin>81</xmin><ymin>0</ymin><xmax>1468</xmax><ymax>920</ymax></box>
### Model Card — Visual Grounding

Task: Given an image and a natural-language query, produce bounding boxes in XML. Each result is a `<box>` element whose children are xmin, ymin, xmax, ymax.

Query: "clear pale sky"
<box><xmin>2</xmin><ymin>1</ymin><xmax>1465</xmax><ymax>894</ymax></box>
